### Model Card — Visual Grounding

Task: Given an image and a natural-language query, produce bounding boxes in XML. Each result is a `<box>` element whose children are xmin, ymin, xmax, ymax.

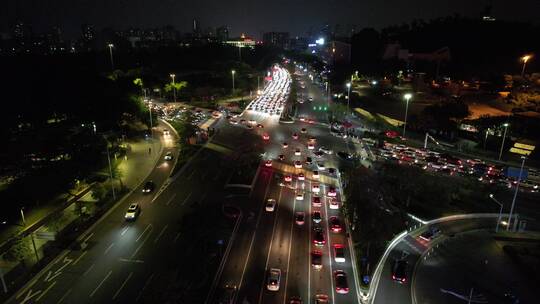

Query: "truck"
<box><xmin>503</xmin><ymin>166</ymin><xmax>528</xmax><ymax>181</ymax></box>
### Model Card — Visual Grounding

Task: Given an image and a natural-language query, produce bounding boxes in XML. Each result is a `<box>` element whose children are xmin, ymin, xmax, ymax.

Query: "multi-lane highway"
<box><xmin>7</xmin><ymin>122</ymin><xmax>243</xmax><ymax>304</ymax></box>
<box><xmin>10</xmin><ymin>64</ymin><xmax>363</xmax><ymax>304</ymax></box>
<box><xmin>208</xmin><ymin>65</ymin><xmax>362</xmax><ymax>304</ymax></box>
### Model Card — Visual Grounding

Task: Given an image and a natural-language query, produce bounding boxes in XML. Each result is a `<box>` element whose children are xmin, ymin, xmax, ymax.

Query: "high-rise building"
<box><xmin>262</xmin><ymin>32</ymin><xmax>290</xmax><ymax>49</ymax></box>
<box><xmin>81</xmin><ymin>24</ymin><xmax>95</xmax><ymax>42</ymax></box>
<box><xmin>216</xmin><ymin>26</ymin><xmax>229</xmax><ymax>41</ymax></box>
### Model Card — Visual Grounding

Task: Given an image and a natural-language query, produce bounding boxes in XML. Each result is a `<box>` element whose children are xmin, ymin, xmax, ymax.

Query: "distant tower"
<box><xmin>192</xmin><ymin>19</ymin><xmax>199</xmax><ymax>33</ymax></box>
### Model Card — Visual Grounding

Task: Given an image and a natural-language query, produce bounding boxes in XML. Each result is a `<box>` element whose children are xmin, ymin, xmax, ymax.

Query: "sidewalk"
<box><xmin>0</xmin><ymin>135</ymin><xmax>162</xmax><ymax>250</ymax></box>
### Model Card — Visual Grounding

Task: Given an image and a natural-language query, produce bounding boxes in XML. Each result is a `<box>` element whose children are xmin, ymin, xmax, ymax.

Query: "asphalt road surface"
<box><xmin>208</xmin><ymin>67</ymin><xmax>362</xmax><ymax>304</ymax></box>
<box><xmin>9</xmin><ymin>124</ymin><xmax>238</xmax><ymax>304</ymax></box>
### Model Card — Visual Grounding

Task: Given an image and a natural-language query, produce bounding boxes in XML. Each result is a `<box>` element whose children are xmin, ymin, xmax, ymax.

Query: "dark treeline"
<box><xmin>351</xmin><ymin>16</ymin><xmax>540</xmax><ymax>78</ymax></box>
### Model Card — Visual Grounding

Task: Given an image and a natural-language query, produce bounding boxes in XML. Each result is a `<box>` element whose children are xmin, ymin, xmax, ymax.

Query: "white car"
<box><xmin>312</xmin><ymin>171</ymin><xmax>320</xmax><ymax>179</ymax></box>
<box><xmin>308</xmin><ymin>143</ymin><xmax>315</xmax><ymax>150</ymax></box>
<box><xmin>317</xmin><ymin>162</ymin><xmax>326</xmax><ymax>171</ymax></box>
<box><xmin>296</xmin><ymin>192</ymin><xmax>304</xmax><ymax>201</ymax></box>
<box><xmin>319</xmin><ymin>147</ymin><xmax>333</xmax><ymax>154</ymax></box>
<box><xmin>312</xmin><ymin>184</ymin><xmax>320</xmax><ymax>193</ymax></box>
<box><xmin>295</xmin><ymin>149</ymin><xmax>301</xmax><ymax>156</ymax></box>
<box><xmin>267</xmin><ymin>268</ymin><xmax>281</xmax><ymax>291</ymax></box>
<box><xmin>164</xmin><ymin>152</ymin><xmax>173</xmax><ymax>161</ymax></box>
<box><xmin>266</xmin><ymin>199</ymin><xmax>277</xmax><ymax>212</ymax></box>
<box><xmin>294</xmin><ymin>161</ymin><xmax>302</xmax><ymax>169</ymax></box>
<box><xmin>124</xmin><ymin>203</ymin><xmax>140</xmax><ymax>221</ymax></box>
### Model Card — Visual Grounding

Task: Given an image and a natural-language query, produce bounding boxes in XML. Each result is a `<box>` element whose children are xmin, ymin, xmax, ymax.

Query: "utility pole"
<box><xmin>20</xmin><ymin>208</ymin><xmax>40</xmax><ymax>263</ymax></box>
<box><xmin>106</xmin><ymin>142</ymin><xmax>116</xmax><ymax>199</ymax></box>
<box><xmin>507</xmin><ymin>157</ymin><xmax>526</xmax><ymax>231</ymax></box>
<box><xmin>498</xmin><ymin>123</ymin><xmax>509</xmax><ymax>161</ymax></box>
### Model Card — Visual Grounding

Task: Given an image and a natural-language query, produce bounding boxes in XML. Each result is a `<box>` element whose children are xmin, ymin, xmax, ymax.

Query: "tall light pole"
<box><xmin>238</xmin><ymin>45</ymin><xmax>242</xmax><ymax>62</ymax></box>
<box><xmin>19</xmin><ymin>208</ymin><xmax>40</xmax><ymax>263</ymax></box>
<box><xmin>498</xmin><ymin>123</ymin><xmax>509</xmax><ymax>161</ymax></box>
<box><xmin>403</xmin><ymin>93</ymin><xmax>412</xmax><ymax>137</ymax></box>
<box><xmin>346</xmin><ymin>82</ymin><xmax>351</xmax><ymax>111</ymax></box>
<box><xmin>507</xmin><ymin>156</ymin><xmax>526</xmax><ymax>231</ymax></box>
<box><xmin>231</xmin><ymin>70</ymin><xmax>236</xmax><ymax>93</ymax></box>
<box><xmin>169</xmin><ymin>74</ymin><xmax>176</xmax><ymax>102</ymax></box>
<box><xmin>107</xmin><ymin>43</ymin><xmax>114</xmax><ymax>70</ymax></box>
<box><xmin>521</xmin><ymin>55</ymin><xmax>531</xmax><ymax>78</ymax></box>
<box><xmin>489</xmin><ymin>194</ymin><xmax>504</xmax><ymax>233</ymax></box>
<box><xmin>148</xmin><ymin>101</ymin><xmax>153</xmax><ymax>138</ymax></box>
<box><xmin>105</xmin><ymin>141</ymin><xmax>116</xmax><ymax>199</ymax></box>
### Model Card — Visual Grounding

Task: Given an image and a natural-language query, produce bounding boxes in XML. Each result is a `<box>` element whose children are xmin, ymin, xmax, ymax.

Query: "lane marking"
<box><xmin>258</xmin><ymin>185</ymin><xmax>284</xmax><ymax>304</ymax></box>
<box><xmin>83</xmin><ymin>263</ymin><xmax>95</xmax><ymax>276</ymax></box>
<box><xmin>238</xmin><ymin>171</ymin><xmax>273</xmax><ymax>296</ymax></box>
<box><xmin>35</xmin><ymin>281</ymin><xmax>56</xmax><ymax>302</ymax></box>
<box><xmin>16</xmin><ymin>279</ymin><xmax>38</xmax><ymax>300</ymax></box>
<box><xmin>154</xmin><ymin>225</ymin><xmax>168</xmax><ymax>244</ymax></box>
<box><xmin>104</xmin><ymin>243</ymin><xmax>115</xmax><ymax>255</ymax></box>
<box><xmin>165</xmin><ymin>193</ymin><xmax>177</xmax><ymax>206</ymax></box>
<box><xmin>282</xmin><ymin>179</ymin><xmax>298</xmax><ymax>304</ymax></box>
<box><xmin>112</xmin><ymin>272</ymin><xmax>133</xmax><ymax>300</ymax></box>
<box><xmin>57</xmin><ymin>288</ymin><xmax>72</xmax><ymax>304</ymax></box>
<box><xmin>136</xmin><ymin>273</ymin><xmax>155</xmax><ymax>302</ymax></box>
<box><xmin>20</xmin><ymin>289</ymin><xmax>41</xmax><ymax>304</ymax></box>
<box><xmin>44</xmin><ymin>255</ymin><xmax>73</xmax><ymax>282</ymax></box>
<box><xmin>181</xmin><ymin>192</ymin><xmax>193</xmax><ymax>206</ymax></box>
<box><xmin>131</xmin><ymin>225</ymin><xmax>154</xmax><ymax>259</ymax></box>
<box><xmin>44</xmin><ymin>271</ymin><xmax>61</xmax><ymax>283</ymax></box>
<box><xmin>118</xmin><ymin>258</ymin><xmax>145</xmax><ymax>264</ymax></box>
<box><xmin>83</xmin><ymin>233</ymin><xmax>94</xmax><ymax>243</ymax></box>
<box><xmin>322</xmin><ymin>184</ymin><xmax>336</xmax><ymax>303</ymax></box>
<box><xmin>121</xmin><ymin>226</ymin><xmax>130</xmax><ymax>236</ymax></box>
<box><xmin>173</xmin><ymin>232</ymin><xmax>181</xmax><ymax>244</ymax></box>
<box><xmin>136</xmin><ymin>224</ymin><xmax>152</xmax><ymax>242</ymax></box>
<box><xmin>307</xmin><ymin>179</ymin><xmax>312</xmax><ymax>303</ymax></box>
<box><xmin>89</xmin><ymin>270</ymin><xmax>112</xmax><ymax>298</ymax></box>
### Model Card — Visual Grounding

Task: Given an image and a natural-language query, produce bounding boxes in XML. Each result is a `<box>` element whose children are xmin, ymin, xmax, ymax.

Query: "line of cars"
<box><xmin>377</xmin><ymin>142</ymin><xmax>539</xmax><ymax>193</ymax></box>
<box><xmin>246</xmin><ymin>65</ymin><xmax>291</xmax><ymax>116</ymax></box>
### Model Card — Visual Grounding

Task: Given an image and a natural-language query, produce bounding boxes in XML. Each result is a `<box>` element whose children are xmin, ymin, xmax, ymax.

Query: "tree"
<box><xmin>3</xmin><ymin>236</ymin><xmax>31</xmax><ymax>263</ymax></box>
<box><xmin>164</xmin><ymin>81</ymin><xmax>188</xmax><ymax>96</ymax></box>
<box><xmin>330</xmin><ymin>103</ymin><xmax>349</xmax><ymax>122</ymax></box>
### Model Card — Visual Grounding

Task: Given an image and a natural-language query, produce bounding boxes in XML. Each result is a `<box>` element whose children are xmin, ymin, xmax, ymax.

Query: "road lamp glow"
<box><xmin>231</xmin><ymin>70</ymin><xmax>236</xmax><ymax>93</ymax></box>
<box><xmin>169</xmin><ymin>74</ymin><xmax>176</xmax><ymax>102</ymax></box>
<box><xmin>402</xmin><ymin>93</ymin><xmax>412</xmax><ymax>137</ymax></box>
<box><xmin>498</xmin><ymin>123</ymin><xmax>509</xmax><ymax>161</ymax></box>
<box><xmin>107</xmin><ymin>43</ymin><xmax>114</xmax><ymax>70</ymax></box>
<box><xmin>521</xmin><ymin>54</ymin><xmax>532</xmax><ymax>77</ymax></box>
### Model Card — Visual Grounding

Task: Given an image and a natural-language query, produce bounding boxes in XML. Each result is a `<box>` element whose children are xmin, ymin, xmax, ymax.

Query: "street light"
<box><xmin>521</xmin><ymin>55</ymin><xmax>532</xmax><ymax>78</ymax></box>
<box><xmin>107</xmin><ymin>43</ymin><xmax>114</xmax><ymax>70</ymax></box>
<box><xmin>231</xmin><ymin>70</ymin><xmax>236</xmax><ymax>93</ymax></box>
<box><xmin>148</xmin><ymin>101</ymin><xmax>153</xmax><ymax>138</ymax></box>
<box><xmin>403</xmin><ymin>93</ymin><xmax>412</xmax><ymax>137</ymax></box>
<box><xmin>346</xmin><ymin>82</ymin><xmax>351</xmax><ymax>110</ymax></box>
<box><xmin>169</xmin><ymin>74</ymin><xmax>176</xmax><ymax>102</ymax></box>
<box><xmin>507</xmin><ymin>156</ymin><xmax>527</xmax><ymax>231</ymax></box>
<box><xmin>498</xmin><ymin>123</ymin><xmax>509</xmax><ymax>161</ymax></box>
<box><xmin>488</xmin><ymin>194</ymin><xmax>504</xmax><ymax>233</ymax></box>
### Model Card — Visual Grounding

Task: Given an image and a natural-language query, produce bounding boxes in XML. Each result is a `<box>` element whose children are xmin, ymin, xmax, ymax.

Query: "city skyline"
<box><xmin>2</xmin><ymin>0</ymin><xmax>539</xmax><ymax>39</ymax></box>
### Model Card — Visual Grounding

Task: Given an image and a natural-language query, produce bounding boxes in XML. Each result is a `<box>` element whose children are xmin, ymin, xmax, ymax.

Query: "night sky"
<box><xmin>3</xmin><ymin>0</ymin><xmax>539</xmax><ymax>38</ymax></box>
